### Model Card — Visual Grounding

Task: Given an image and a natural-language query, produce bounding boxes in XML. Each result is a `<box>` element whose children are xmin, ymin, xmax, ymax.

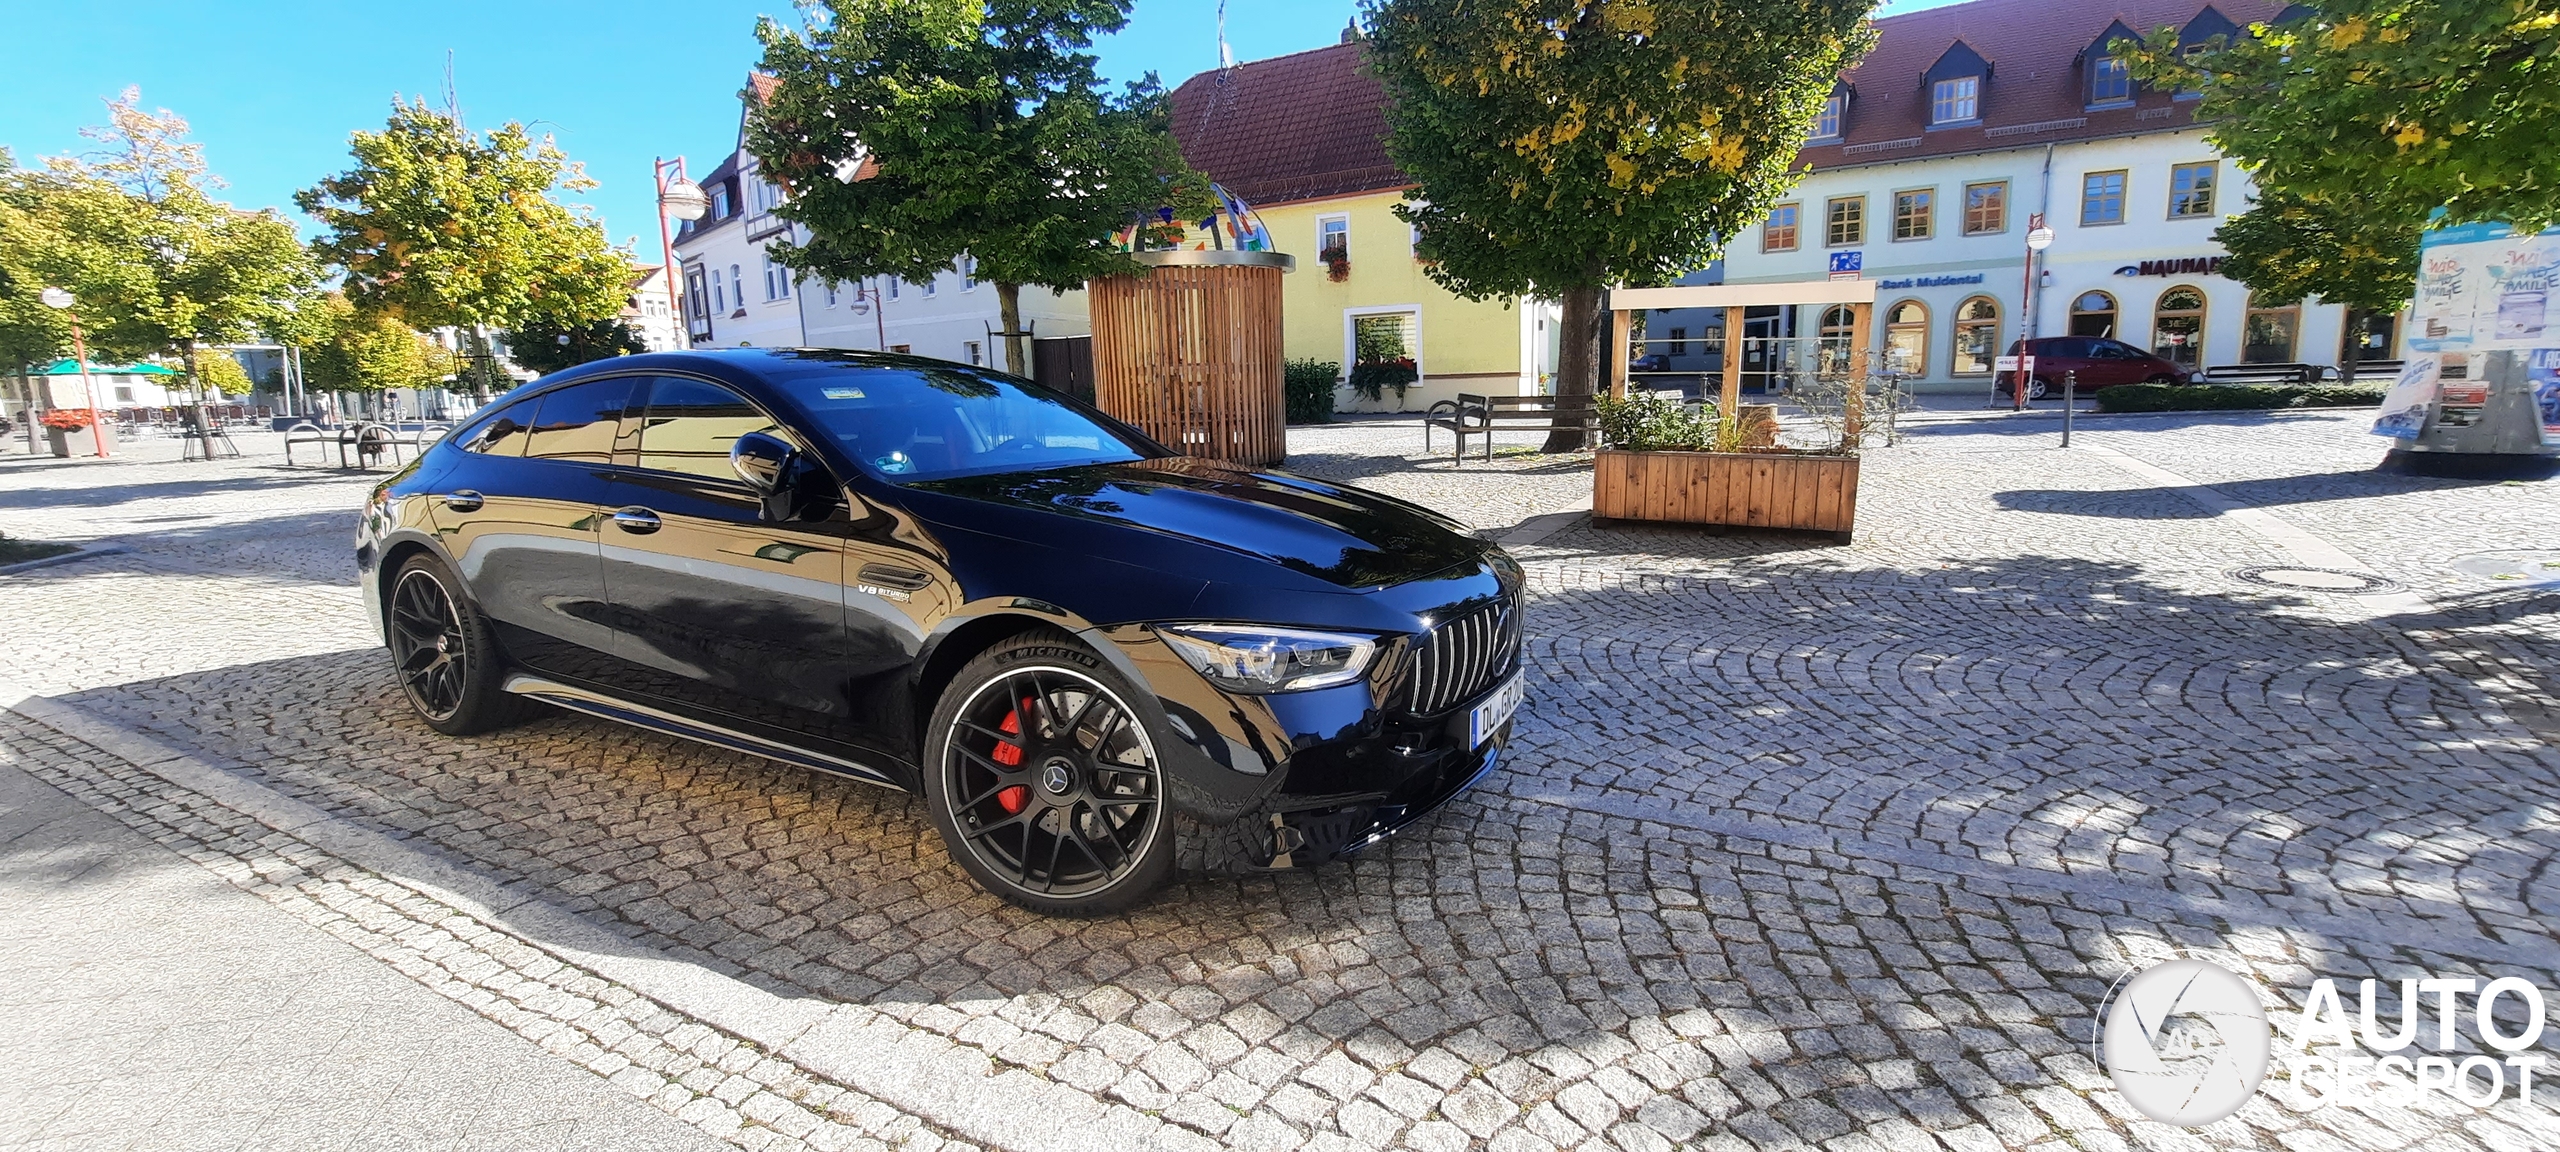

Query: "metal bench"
<box><xmin>1423</xmin><ymin>392</ymin><xmax>1600</xmax><ymax>462</ymax></box>
<box><xmin>284</xmin><ymin>421</ymin><xmax>445</xmax><ymax>468</ymax></box>
<box><xmin>2200</xmin><ymin>363</ymin><xmax>2332</xmax><ymax>387</ymax></box>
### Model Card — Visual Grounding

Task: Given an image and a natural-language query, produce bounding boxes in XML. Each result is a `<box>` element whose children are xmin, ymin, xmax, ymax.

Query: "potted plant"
<box><xmin>1321</xmin><ymin>245</ymin><xmax>1350</xmax><ymax>282</ymax></box>
<box><xmin>1591</xmin><ymin>390</ymin><xmax>1859</xmax><ymax>542</ymax></box>
<box><xmin>41</xmin><ymin>409</ymin><xmax>115</xmax><ymax>458</ymax></box>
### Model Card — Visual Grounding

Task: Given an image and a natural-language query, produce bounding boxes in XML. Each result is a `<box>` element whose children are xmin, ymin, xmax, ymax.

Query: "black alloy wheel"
<box><xmin>925</xmin><ymin>633</ymin><xmax>1173</xmax><ymax>914</ymax></box>
<box><xmin>385</xmin><ymin>554</ymin><xmax>531</xmax><ymax>736</ymax></box>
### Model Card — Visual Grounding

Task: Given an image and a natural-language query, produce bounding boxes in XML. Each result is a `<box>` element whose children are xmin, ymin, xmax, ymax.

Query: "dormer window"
<box><xmin>2175</xmin><ymin>6</ymin><xmax>2242</xmax><ymax>96</ymax></box>
<box><xmin>1923</xmin><ymin>42</ymin><xmax>1989</xmax><ymax>127</ymax></box>
<box><xmin>2083</xmin><ymin>21</ymin><xmax>2141</xmax><ymax>108</ymax></box>
<box><xmin>710</xmin><ymin>185</ymin><xmax>732</xmax><ymax>219</ymax></box>
<box><xmin>1814</xmin><ymin>93</ymin><xmax>1844</xmax><ymax>140</ymax></box>
<box><xmin>1931</xmin><ymin>77</ymin><xmax>1979</xmax><ymax>124</ymax></box>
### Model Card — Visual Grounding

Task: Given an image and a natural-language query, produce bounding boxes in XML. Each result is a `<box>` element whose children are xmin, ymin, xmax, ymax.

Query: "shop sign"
<box><xmin>1875</xmin><ymin>274</ymin><xmax>1987</xmax><ymax>289</ymax></box>
<box><xmin>2114</xmin><ymin>256</ymin><xmax>2227</xmax><ymax>277</ymax></box>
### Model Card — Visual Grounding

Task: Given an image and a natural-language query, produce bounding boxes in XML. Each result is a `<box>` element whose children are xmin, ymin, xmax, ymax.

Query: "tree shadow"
<box><xmin>1993</xmin><ymin>467</ymin><xmax>2537</xmax><ymax>517</ymax></box>
<box><xmin>0</xmin><ymin>470</ymin><xmax>371</xmax><ymax>511</ymax></box>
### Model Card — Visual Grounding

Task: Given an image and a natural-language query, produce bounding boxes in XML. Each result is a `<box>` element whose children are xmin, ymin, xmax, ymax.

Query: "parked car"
<box><xmin>2002</xmin><ymin>336</ymin><xmax>2191</xmax><ymax>398</ymax></box>
<box><xmin>1629</xmin><ymin>353</ymin><xmax>1671</xmax><ymax>373</ymax></box>
<box><xmin>356</xmin><ymin>349</ymin><xmax>1525</xmax><ymax>914</ymax></box>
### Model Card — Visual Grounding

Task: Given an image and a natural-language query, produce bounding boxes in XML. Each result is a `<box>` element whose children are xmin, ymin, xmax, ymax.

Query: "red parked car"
<box><xmin>2002</xmin><ymin>337</ymin><xmax>2191</xmax><ymax>399</ymax></box>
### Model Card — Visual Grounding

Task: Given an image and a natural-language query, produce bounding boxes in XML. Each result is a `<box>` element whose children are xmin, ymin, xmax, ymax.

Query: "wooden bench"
<box><xmin>2200</xmin><ymin>363</ymin><xmax>2332</xmax><ymax>387</ymax></box>
<box><xmin>2335</xmin><ymin>359</ymin><xmax>2403</xmax><ymax>385</ymax></box>
<box><xmin>1423</xmin><ymin>393</ymin><xmax>1600</xmax><ymax>462</ymax></box>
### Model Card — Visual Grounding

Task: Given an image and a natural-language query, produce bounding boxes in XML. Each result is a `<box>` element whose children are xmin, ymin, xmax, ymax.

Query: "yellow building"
<box><xmin>1170</xmin><ymin>40</ymin><xmax>1559</xmax><ymax>413</ymax></box>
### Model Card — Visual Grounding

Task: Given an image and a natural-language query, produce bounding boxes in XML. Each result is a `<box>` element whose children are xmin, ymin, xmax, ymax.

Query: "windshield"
<box><xmin>768</xmin><ymin>358</ymin><xmax>1153</xmax><ymax>482</ymax></box>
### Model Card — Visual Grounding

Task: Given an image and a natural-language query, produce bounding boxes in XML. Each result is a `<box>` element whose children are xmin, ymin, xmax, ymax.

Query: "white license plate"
<box><xmin>1468</xmin><ymin>673</ymin><xmax>1526</xmax><ymax>747</ymax></box>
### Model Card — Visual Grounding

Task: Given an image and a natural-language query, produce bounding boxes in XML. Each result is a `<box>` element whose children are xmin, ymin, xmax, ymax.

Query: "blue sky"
<box><xmin>0</xmin><ymin>0</ymin><xmax>1960</xmax><ymax>264</ymax></box>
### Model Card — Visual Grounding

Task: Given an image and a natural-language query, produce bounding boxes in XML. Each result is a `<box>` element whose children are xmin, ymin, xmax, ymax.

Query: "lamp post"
<box><xmin>654</xmin><ymin>158</ymin><xmax>710</xmax><ymax>349</ymax></box>
<box><xmin>2013</xmin><ymin>218</ymin><xmax>2055</xmax><ymax>410</ymax></box>
<box><xmin>38</xmin><ymin>287</ymin><xmax>110</xmax><ymax>458</ymax></box>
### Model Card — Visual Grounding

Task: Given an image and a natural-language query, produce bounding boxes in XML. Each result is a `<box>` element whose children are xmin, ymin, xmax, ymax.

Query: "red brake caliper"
<box><xmin>991</xmin><ymin>702</ymin><xmax>1031</xmax><ymax>814</ymax></box>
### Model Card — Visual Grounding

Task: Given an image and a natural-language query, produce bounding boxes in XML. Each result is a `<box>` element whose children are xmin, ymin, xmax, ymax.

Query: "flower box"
<box><xmin>1592</xmin><ymin>447</ymin><xmax>1858</xmax><ymax>542</ymax></box>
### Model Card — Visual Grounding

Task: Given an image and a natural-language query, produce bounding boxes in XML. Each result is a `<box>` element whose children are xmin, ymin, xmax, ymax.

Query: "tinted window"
<box><xmin>765</xmin><ymin>358</ymin><xmax>1150</xmax><ymax>482</ymax></box>
<box><xmin>636</xmin><ymin>377</ymin><xmax>781</xmax><ymax>482</ymax></box>
<box><xmin>457</xmin><ymin>397</ymin><xmax>536</xmax><ymax>456</ymax></box>
<box><xmin>524</xmin><ymin>378</ymin><xmax>635</xmax><ymax>463</ymax></box>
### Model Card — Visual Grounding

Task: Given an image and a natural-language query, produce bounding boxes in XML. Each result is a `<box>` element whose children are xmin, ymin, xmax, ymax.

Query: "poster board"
<box><xmin>2409</xmin><ymin>219</ymin><xmax>2560</xmax><ymax>354</ymax></box>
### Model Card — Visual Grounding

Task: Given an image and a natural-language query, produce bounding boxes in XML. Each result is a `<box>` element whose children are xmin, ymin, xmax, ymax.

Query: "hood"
<box><xmin>901</xmin><ymin>458</ymin><xmax>1489</xmax><ymax>591</ymax></box>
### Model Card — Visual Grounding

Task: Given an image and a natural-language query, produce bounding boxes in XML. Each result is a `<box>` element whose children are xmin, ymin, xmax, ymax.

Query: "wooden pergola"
<box><xmin>1604</xmin><ymin>278</ymin><xmax>1880</xmax><ymax>411</ymax></box>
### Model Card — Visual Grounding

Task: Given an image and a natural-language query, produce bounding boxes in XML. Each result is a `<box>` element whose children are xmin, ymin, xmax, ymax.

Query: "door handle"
<box><xmin>443</xmin><ymin>490</ymin><xmax>483</xmax><ymax>513</ymax></box>
<box><xmin>612</xmin><ymin>507</ymin><xmax>662</xmax><ymax>534</ymax></box>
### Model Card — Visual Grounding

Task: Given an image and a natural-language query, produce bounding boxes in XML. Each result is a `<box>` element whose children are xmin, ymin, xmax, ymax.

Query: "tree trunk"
<box><xmin>469</xmin><ymin>325</ymin><xmax>497</xmax><ymax>401</ymax></box>
<box><xmin>180</xmin><ymin>339</ymin><xmax>218</xmax><ymax>461</ymax></box>
<box><xmin>1543</xmin><ymin>284</ymin><xmax>1605</xmax><ymax>453</ymax></box>
<box><xmin>996</xmin><ymin>282</ymin><xmax>1027</xmax><ymax>377</ymax></box>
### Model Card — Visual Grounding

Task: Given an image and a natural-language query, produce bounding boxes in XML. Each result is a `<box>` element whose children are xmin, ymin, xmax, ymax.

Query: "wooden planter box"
<box><xmin>1593</xmin><ymin>448</ymin><xmax>1859</xmax><ymax>542</ymax></box>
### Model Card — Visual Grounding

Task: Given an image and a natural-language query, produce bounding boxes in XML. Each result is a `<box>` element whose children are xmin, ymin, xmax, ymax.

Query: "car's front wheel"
<box><xmin>385</xmin><ymin>552</ymin><xmax>534</xmax><ymax>736</ymax></box>
<box><xmin>923</xmin><ymin>630</ymin><xmax>1175</xmax><ymax>915</ymax></box>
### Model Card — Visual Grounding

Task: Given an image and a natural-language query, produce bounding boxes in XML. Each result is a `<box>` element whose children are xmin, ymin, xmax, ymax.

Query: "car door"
<box><xmin>597</xmin><ymin>375</ymin><xmax>884</xmax><ymax>755</ymax></box>
<box><xmin>431</xmin><ymin>380</ymin><xmax>630</xmax><ymax>677</ymax></box>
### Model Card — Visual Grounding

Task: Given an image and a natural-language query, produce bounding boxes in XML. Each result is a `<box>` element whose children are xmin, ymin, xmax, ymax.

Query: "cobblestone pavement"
<box><xmin>1</xmin><ymin>411</ymin><xmax>2556</xmax><ymax>1151</ymax></box>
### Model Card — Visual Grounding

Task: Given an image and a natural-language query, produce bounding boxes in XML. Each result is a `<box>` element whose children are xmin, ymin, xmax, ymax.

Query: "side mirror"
<box><xmin>730</xmin><ymin>430</ymin><xmax>839</xmax><ymax>523</ymax></box>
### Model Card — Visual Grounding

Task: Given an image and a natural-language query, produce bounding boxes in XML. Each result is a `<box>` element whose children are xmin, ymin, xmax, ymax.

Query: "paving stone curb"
<box><xmin>0</xmin><ymin>679</ymin><xmax>1209</xmax><ymax>1152</ymax></box>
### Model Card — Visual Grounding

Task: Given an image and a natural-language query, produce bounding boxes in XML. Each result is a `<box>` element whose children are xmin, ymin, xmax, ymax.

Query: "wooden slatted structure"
<box><xmin>1592</xmin><ymin>449</ymin><xmax>1860</xmax><ymax>541</ymax></box>
<box><xmin>1090</xmin><ymin>250</ymin><xmax>1294</xmax><ymax>467</ymax></box>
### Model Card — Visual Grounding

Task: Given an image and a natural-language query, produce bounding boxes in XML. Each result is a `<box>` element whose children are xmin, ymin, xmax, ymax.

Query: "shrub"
<box><xmin>1595</xmin><ymin>390</ymin><xmax>1730</xmax><ymax>452</ymax></box>
<box><xmin>2092</xmin><ymin>383</ymin><xmax>2388</xmax><ymax>413</ymax></box>
<box><xmin>1347</xmin><ymin>358</ymin><xmax>1418</xmax><ymax>405</ymax></box>
<box><xmin>1284</xmin><ymin>359</ymin><xmax>1338</xmax><ymax>424</ymax></box>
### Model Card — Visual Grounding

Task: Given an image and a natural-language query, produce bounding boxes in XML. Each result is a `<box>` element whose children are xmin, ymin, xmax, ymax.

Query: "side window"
<box><xmin>635</xmin><ymin>377</ymin><xmax>784</xmax><ymax>482</ymax></box>
<box><xmin>522</xmin><ymin>378</ymin><xmax>636</xmax><ymax>464</ymax></box>
<box><xmin>457</xmin><ymin>397</ymin><xmax>537</xmax><ymax>456</ymax></box>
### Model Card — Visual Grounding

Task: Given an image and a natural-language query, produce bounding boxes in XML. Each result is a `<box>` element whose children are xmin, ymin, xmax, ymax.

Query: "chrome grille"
<box><xmin>1406</xmin><ymin>598</ymin><xmax>1522</xmax><ymax>715</ymax></box>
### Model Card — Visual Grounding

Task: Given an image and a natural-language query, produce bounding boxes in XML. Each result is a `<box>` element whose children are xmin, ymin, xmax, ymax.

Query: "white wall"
<box><xmin>1723</xmin><ymin>128</ymin><xmax>2370</xmax><ymax>389</ymax></box>
<box><xmin>802</xmin><ymin>262</ymin><xmax>1087</xmax><ymax>373</ymax></box>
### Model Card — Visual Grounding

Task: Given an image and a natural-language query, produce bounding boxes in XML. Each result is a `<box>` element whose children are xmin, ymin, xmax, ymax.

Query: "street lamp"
<box><xmin>655</xmin><ymin>157</ymin><xmax>709</xmax><ymax>348</ymax></box>
<box><xmin>37</xmin><ymin>287</ymin><xmax>110</xmax><ymax>458</ymax></box>
<box><xmin>2013</xmin><ymin>217</ymin><xmax>2056</xmax><ymax>411</ymax></box>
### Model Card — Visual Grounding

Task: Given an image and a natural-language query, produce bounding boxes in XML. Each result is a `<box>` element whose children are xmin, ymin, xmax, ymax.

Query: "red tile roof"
<box><xmin>1806</xmin><ymin>0</ymin><xmax>2287</xmax><ymax>167</ymax></box>
<box><xmin>1168</xmin><ymin>0</ymin><xmax>2285</xmax><ymax>203</ymax></box>
<box><xmin>1169</xmin><ymin>43</ymin><xmax>1407</xmax><ymax>207</ymax></box>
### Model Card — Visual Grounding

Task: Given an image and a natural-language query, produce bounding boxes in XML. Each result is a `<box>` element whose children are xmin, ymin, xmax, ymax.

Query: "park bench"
<box><xmin>1423</xmin><ymin>392</ymin><xmax>1600</xmax><ymax>462</ymax></box>
<box><xmin>2200</xmin><ymin>363</ymin><xmax>2331</xmax><ymax>387</ymax></box>
<box><xmin>284</xmin><ymin>421</ymin><xmax>449</xmax><ymax>469</ymax></box>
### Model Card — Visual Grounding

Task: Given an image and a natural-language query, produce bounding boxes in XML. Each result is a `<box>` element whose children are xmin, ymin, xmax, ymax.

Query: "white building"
<box><xmin>625</xmin><ymin>264</ymin><xmax>683</xmax><ymax>352</ymax></box>
<box><xmin>1715</xmin><ymin>0</ymin><xmax>2389</xmax><ymax>393</ymax></box>
<box><xmin>801</xmin><ymin>260</ymin><xmax>1088</xmax><ymax>372</ymax></box>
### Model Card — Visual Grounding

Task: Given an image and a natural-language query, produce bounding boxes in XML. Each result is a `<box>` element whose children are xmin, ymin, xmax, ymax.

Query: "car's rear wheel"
<box><xmin>385</xmin><ymin>553</ymin><xmax>533</xmax><ymax>736</ymax></box>
<box><xmin>2026</xmin><ymin>376</ymin><xmax>2053</xmax><ymax>400</ymax></box>
<box><xmin>923</xmin><ymin>630</ymin><xmax>1174</xmax><ymax>915</ymax></box>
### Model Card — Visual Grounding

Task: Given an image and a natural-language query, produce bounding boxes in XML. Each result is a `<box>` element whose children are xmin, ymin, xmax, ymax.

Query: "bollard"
<box><xmin>2061</xmin><ymin>370</ymin><xmax>2076</xmax><ymax>447</ymax></box>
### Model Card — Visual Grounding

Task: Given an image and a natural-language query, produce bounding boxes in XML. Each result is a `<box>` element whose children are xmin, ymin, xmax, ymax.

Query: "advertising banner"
<box><xmin>2409</xmin><ymin>220</ymin><xmax>2560</xmax><ymax>353</ymax></box>
<box><xmin>2531</xmin><ymin>348</ymin><xmax>2560</xmax><ymax>447</ymax></box>
<box><xmin>2370</xmin><ymin>356</ymin><xmax>2441</xmax><ymax>438</ymax></box>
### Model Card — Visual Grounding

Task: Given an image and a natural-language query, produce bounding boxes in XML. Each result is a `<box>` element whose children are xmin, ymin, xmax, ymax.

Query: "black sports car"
<box><xmin>357</xmin><ymin>349</ymin><xmax>1526</xmax><ymax>914</ymax></box>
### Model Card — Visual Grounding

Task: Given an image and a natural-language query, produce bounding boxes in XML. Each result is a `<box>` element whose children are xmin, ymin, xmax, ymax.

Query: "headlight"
<box><xmin>1157</xmin><ymin>624</ymin><xmax>1378</xmax><ymax>694</ymax></box>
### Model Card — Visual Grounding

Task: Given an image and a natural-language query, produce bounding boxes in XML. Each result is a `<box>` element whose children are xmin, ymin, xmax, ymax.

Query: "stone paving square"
<box><xmin>0</xmin><ymin>411</ymin><xmax>2554</xmax><ymax>1151</ymax></box>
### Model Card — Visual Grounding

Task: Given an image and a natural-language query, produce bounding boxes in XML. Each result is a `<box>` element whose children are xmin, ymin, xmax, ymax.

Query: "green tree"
<box><xmin>184</xmin><ymin>352</ymin><xmax>253</xmax><ymax>398</ymax></box>
<box><xmin>299</xmin><ymin>99</ymin><xmax>630</xmax><ymax>397</ymax></box>
<box><xmin>507</xmin><ymin>315</ymin><xmax>646</xmax><ymax>375</ymax></box>
<box><xmin>1362</xmin><ymin>0</ymin><xmax>1877</xmax><ymax>449</ymax></box>
<box><xmin>1</xmin><ymin>92</ymin><xmax>313</xmax><ymax>411</ymax></box>
<box><xmin>299</xmin><ymin>292</ymin><xmax>457</xmax><ymax>397</ymax></box>
<box><xmin>2211</xmin><ymin>188</ymin><xmax>2419</xmax><ymax>314</ymax></box>
<box><xmin>748</xmin><ymin>0</ymin><xmax>1211</xmax><ymax>376</ymax></box>
<box><xmin>2125</xmin><ymin>0</ymin><xmax>2560</xmax><ymax>232</ymax></box>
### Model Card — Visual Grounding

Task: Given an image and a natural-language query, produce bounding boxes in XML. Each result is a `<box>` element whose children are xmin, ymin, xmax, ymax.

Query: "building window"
<box><xmin>1668</xmin><ymin>327</ymin><xmax>1687</xmax><ymax>356</ymax></box>
<box><xmin>2069</xmin><ymin>291</ymin><xmax>2119</xmax><ymax>338</ymax></box>
<box><xmin>729</xmin><ymin>265</ymin><xmax>743</xmax><ymax>310</ymax></box>
<box><xmin>687</xmin><ymin>269</ymin><xmax>709</xmax><ymax>319</ymax></box>
<box><xmin>2088</xmin><ymin>55</ymin><xmax>2132</xmax><ymax>106</ymax></box>
<box><xmin>1952</xmin><ymin>295</ymin><xmax>2000</xmax><ymax>374</ymax></box>
<box><xmin>885</xmin><ymin>277</ymin><xmax>899</xmax><ymax>301</ymax></box>
<box><xmin>824</xmin><ymin>281</ymin><xmax>838</xmax><ymax>307</ymax></box>
<box><xmin>965</xmin><ymin>340</ymin><xmax>983</xmax><ymax>366</ymax></box>
<box><xmin>960</xmin><ymin>258</ymin><xmax>977</xmax><ymax>291</ymax></box>
<box><xmin>114</xmin><ymin>385</ymin><xmax>136</xmax><ymax>403</ymax></box>
<box><xmin>2243</xmin><ymin>295</ymin><xmax>2300</xmax><ymax>363</ymax></box>
<box><xmin>1318</xmin><ymin>216</ymin><xmax>1349</xmax><ymax>260</ymax></box>
<box><xmin>2154</xmin><ymin>286</ymin><xmax>2207</xmax><ymax>368</ymax></box>
<box><xmin>921</xmin><ymin>275</ymin><xmax>936</xmax><ymax>298</ymax></box>
<box><xmin>710</xmin><ymin>268</ymin><xmax>726</xmax><ymax>313</ymax></box>
<box><xmin>889</xmin><ymin>343</ymin><xmax>911</xmax><ymax>353</ymax></box>
<box><xmin>1930</xmin><ymin>76</ymin><xmax>1980</xmax><ymax>125</ymax></box>
<box><xmin>1962</xmin><ymin>182</ymin><xmax>2007</xmax><ymax>235</ymax></box>
<box><xmin>1818</xmin><ymin>305</ymin><xmax>1858</xmax><ymax>375</ymax></box>
<box><xmin>2081</xmin><ymin>170</ymin><xmax>2128</xmax><ymax>226</ymax></box>
<box><xmin>1884</xmin><ymin>300</ymin><xmax>1928</xmax><ymax>375</ymax></box>
<box><xmin>762</xmin><ymin>256</ymin><xmax>785</xmax><ymax>301</ymax></box>
<box><xmin>1763</xmin><ymin>203</ymin><xmax>1800</xmax><ymax>252</ymax></box>
<box><xmin>710</xmin><ymin>186</ymin><xmax>731</xmax><ymax>218</ymax></box>
<box><xmin>1813</xmin><ymin>94</ymin><xmax>1843</xmax><ymax>139</ymax></box>
<box><xmin>1825</xmin><ymin>196</ymin><xmax>1864</xmax><ymax>247</ymax></box>
<box><xmin>1893</xmin><ymin>189</ymin><xmax>1934</xmax><ymax>241</ymax></box>
<box><xmin>2168</xmin><ymin>162</ymin><xmax>2218</xmax><ymax>218</ymax></box>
